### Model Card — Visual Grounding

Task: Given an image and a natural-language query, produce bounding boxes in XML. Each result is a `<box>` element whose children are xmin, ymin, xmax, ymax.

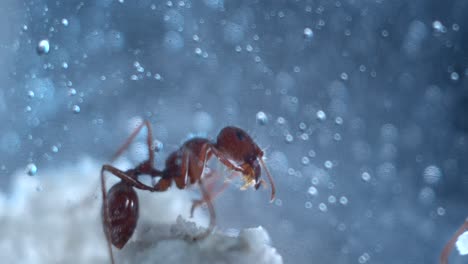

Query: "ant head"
<box><xmin>216</xmin><ymin>126</ymin><xmax>275</xmax><ymax>201</ymax></box>
<box><xmin>216</xmin><ymin>126</ymin><xmax>263</xmax><ymax>164</ymax></box>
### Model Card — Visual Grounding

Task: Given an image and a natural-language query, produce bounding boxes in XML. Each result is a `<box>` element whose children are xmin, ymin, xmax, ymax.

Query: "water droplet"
<box><xmin>308</xmin><ymin>186</ymin><xmax>318</xmax><ymax>196</ymax></box>
<box><xmin>358</xmin><ymin>253</ymin><xmax>370</xmax><ymax>263</ymax></box>
<box><xmin>324</xmin><ymin>160</ymin><xmax>333</xmax><ymax>169</ymax></box>
<box><xmin>432</xmin><ymin>20</ymin><xmax>446</xmax><ymax>33</ymax></box>
<box><xmin>62</xmin><ymin>62</ymin><xmax>68</xmax><ymax>69</ymax></box>
<box><xmin>285</xmin><ymin>134</ymin><xmax>294</xmax><ymax>143</ymax></box>
<box><xmin>301</xmin><ymin>156</ymin><xmax>310</xmax><ymax>165</ymax></box>
<box><xmin>27</xmin><ymin>90</ymin><xmax>35</xmax><ymax>98</ymax></box>
<box><xmin>37</xmin><ymin>39</ymin><xmax>50</xmax><ymax>55</ymax></box>
<box><xmin>437</xmin><ymin>207</ymin><xmax>446</xmax><ymax>216</ymax></box>
<box><xmin>305</xmin><ymin>201</ymin><xmax>312</xmax><ymax>209</ymax></box>
<box><xmin>152</xmin><ymin>139</ymin><xmax>164</xmax><ymax>152</ymax></box>
<box><xmin>256</xmin><ymin>111</ymin><xmax>268</xmax><ymax>125</ymax></box>
<box><xmin>361</xmin><ymin>172</ymin><xmax>371</xmax><ymax>182</ymax></box>
<box><xmin>318</xmin><ymin>203</ymin><xmax>327</xmax><ymax>212</ymax></box>
<box><xmin>452</xmin><ymin>24</ymin><xmax>460</xmax><ymax>31</ymax></box>
<box><xmin>51</xmin><ymin>145</ymin><xmax>59</xmax><ymax>153</ymax></box>
<box><xmin>72</xmin><ymin>105</ymin><xmax>81</xmax><ymax>114</ymax></box>
<box><xmin>335</xmin><ymin>117</ymin><xmax>343</xmax><ymax>125</ymax></box>
<box><xmin>451</xmin><ymin>72</ymin><xmax>459</xmax><ymax>81</ymax></box>
<box><xmin>26</xmin><ymin>163</ymin><xmax>37</xmax><ymax>176</ymax></box>
<box><xmin>68</xmin><ymin>88</ymin><xmax>77</xmax><ymax>96</ymax></box>
<box><xmin>61</xmin><ymin>18</ymin><xmax>69</xmax><ymax>26</ymax></box>
<box><xmin>340</xmin><ymin>72</ymin><xmax>348</xmax><ymax>80</ymax></box>
<box><xmin>423</xmin><ymin>165</ymin><xmax>442</xmax><ymax>184</ymax></box>
<box><xmin>339</xmin><ymin>196</ymin><xmax>348</xmax><ymax>205</ymax></box>
<box><xmin>303</xmin><ymin>27</ymin><xmax>314</xmax><ymax>39</ymax></box>
<box><xmin>328</xmin><ymin>195</ymin><xmax>336</xmax><ymax>204</ymax></box>
<box><xmin>316</xmin><ymin>110</ymin><xmax>327</xmax><ymax>121</ymax></box>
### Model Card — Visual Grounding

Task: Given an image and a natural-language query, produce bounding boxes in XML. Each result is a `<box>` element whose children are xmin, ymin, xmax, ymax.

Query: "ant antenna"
<box><xmin>259</xmin><ymin>158</ymin><xmax>276</xmax><ymax>202</ymax></box>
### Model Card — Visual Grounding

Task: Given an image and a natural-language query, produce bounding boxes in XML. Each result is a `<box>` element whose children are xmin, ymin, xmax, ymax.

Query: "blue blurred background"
<box><xmin>0</xmin><ymin>0</ymin><xmax>467</xmax><ymax>263</ymax></box>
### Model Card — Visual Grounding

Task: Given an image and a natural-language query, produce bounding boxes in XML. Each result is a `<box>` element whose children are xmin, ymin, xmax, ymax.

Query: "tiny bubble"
<box><xmin>305</xmin><ymin>201</ymin><xmax>313</xmax><ymax>209</ymax></box>
<box><xmin>285</xmin><ymin>134</ymin><xmax>294</xmax><ymax>143</ymax></box>
<box><xmin>256</xmin><ymin>111</ymin><xmax>268</xmax><ymax>125</ymax></box>
<box><xmin>451</xmin><ymin>72</ymin><xmax>459</xmax><ymax>81</ymax></box>
<box><xmin>27</xmin><ymin>90</ymin><xmax>35</xmax><ymax>98</ymax></box>
<box><xmin>324</xmin><ymin>160</ymin><xmax>333</xmax><ymax>169</ymax></box>
<box><xmin>301</xmin><ymin>156</ymin><xmax>310</xmax><ymax>165</ymax></box>
<box><xmin>361</xmin><ymin>172</ymin><xmax>371</xmax><ymax>182</ymax></box>
<box><xmin>328</xmin><ymin>195</ymin><xmax>337</xmax><ymax>204</ymax></box>
<box><xmin>37</xmin><ymin>39</ymin><xmax>50</xmax><ymax>55</ymax></box>
<box><xmin>26</xmin><ymin>163</ymin><xmax>37</xmax><ymax>176</ymax></box>
<box><xmin>308</xmin><ymin>186</ymin><xmax>318</xmax><ymax>196</ymax></box>
<box><xmin>318</xmin><ymin>203</ymin><xmax>328</xmax><ymax>212</ymax></box>
<box><xmin>316</xmin><ymin>110</ymin><xmax>327</xmax><ymax>121</ymax></box>
<box><xmin>339</xmin><ymin>196</ymin><xmax>348</xmax><ymax>205</ymax></box>
<box><xmin>51</xmin><ymin>145</ymin><xmax>59</xmax><ymax>153</ymax></box>
<box><xmin>340</xmin><ymin>72</ymin><xmax>348</xmax><ymax>80</ymax></box>
<box><xmin>68</xmin><ymin>88</ymin><xmax>76</xmax><ymax>96</ymax></box>
<box><xmin>61</xmin><ymin>18</ymin><xmax>69</xmax><ymax>26</ymax></box>
<box><xmin>72</xmin><ymin>105</ymin><xmax>81</xmax><ymax>114</ymax></box>
<box><xmin>437</xmin><ymin>207</ymin><xmax>446</xmax><ymax>216</ymax></box>
<box><xmin>303</xmin><ymin>27</ymin><xmax>314</xmax><ymax>39</ymax></box>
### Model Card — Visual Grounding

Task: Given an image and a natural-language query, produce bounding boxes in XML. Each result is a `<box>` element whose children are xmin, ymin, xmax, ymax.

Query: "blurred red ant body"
<box><xmin>101</xmin><ymin>121</ymin><xmax>276</xmax><ymax>264</ymax></box>
<box><xmin>440</xmin><ymin>218</ymin><xmax>468</xmax><ymax>264</ymax></box>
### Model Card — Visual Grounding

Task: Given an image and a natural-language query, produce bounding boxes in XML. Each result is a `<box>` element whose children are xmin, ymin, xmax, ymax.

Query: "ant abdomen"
<box><xmin>104</xmin><ymin>181</ymin><xmax>139</xmax><ymax>249</ymax></box>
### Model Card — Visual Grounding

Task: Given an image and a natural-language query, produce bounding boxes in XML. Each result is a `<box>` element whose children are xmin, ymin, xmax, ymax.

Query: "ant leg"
<box><xmin>102</xmin><ymin>165</ymin><xmax>155</xmax><ymax>191</ymax></box>
<box><xmin>195</xmin><ymin>178</ymin><xmax>216</xmax><ymax>239</ymax></box>
<box><xmin>190</xmin><ymin>171</ymin><xmax>237</xmax><ymax>218</ymax></box>
<box><xmin>440</xmin><ymin>218</ymin><xmax>468</xmax><ymax>264</ymax></box>
<box><xmin>111</xmin><ymin>120</ymin><xmax>155</xmax><ymax>166</ymax></box>
<box><xmin>210</xmin><ymin>147</ymin><xmax>244</xmax><ymax>172</ymax></box>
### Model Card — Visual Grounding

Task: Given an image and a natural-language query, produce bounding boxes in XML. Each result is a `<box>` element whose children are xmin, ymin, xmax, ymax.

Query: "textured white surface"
<box><xmin>0</xmin><ymin>158</ymin><xmax>282</xmax><ymax>264</ymax></box>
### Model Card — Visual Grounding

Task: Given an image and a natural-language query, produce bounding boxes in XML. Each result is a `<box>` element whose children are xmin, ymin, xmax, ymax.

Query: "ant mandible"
<box><xmin>100</xmin><ymin>120</ymin><xmax>276</xmax><ymax>264</ymax></box>
<box><xmin>440</xmin><ymin>218</ymin><xmax>468</xmax><ymax>264</ymax></box>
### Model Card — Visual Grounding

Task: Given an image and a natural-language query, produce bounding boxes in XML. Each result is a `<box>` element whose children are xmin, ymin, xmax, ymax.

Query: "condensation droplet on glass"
<box><xmin>303</xmin><ymin>27</ymin><xmax>314</xmax><ymax>39</ymax></box>
<box><xmin>277</xmin><ymin>116</ymin><xmax>286</xmax><ymax>125</ymax></box>
<box><xmin>26</xmin><ymin>163</ymin><xmax>37</xmax><ymax>176</ymax></box>
<box><xmin>451</xmin><ymin>72</ymin><xmax>459</xmax><ymax>81</ymax></box>
<box><xmin>328</xmin><ymin>195</ymin><xmax>336</xmax><ymax>204</ymax></box>
<box><xmin>256</xmin><ymin>111</ymin><xmax>268</xmax><ymax>125</ymax></box>
<box><xmin>334</xmin><ymin>133</ymin><xmax>342</xmax><ymax>141</ymax></box>
<box><xmin>154</xmin><ymin>73</ymin><xmax>162</xmax><ymax>80</ymax></box>
<box><xmin>305</xmin><ymin>201</ymin><xmax>312</xmax><ymax>209</ymax></box>
<box><xmin>437</xmin><ymin>207</ymin><xmax>446</xmax><ymax>216</ymax></box>
<box><xmin>432</xmin><ymin>20</ymin><xmax>446</xmax><ymax>33</ymax></box>
<box><xmin>358</xmin><ymin>253</ymin><xmax>370</xmax><ymax>263</ymax></box>
<box><xmin>301</xmin><ymin>156</ymin><xmax>310</xmax><ymax>165</ymax></box>
<box><xmin>381</xmin><ymin>30</ymin><xmax>389</xmax><ymax>37</ymax></box>
<box><xmin>285</xmin><ymin>134</ymin><xmax>294</xmax><ymax>143</ymax></box>
<box><xmin>324</xmin><ymin>160</ymin><xmax>333</xmax><ymax>169</ymax></box>
<box><xmin>299</xmin><ymin>122</ymin><xmax>307</xmax><ymax>130</ymax></box>
<box><xmin>318</xmin><ymin>203</ymin><xmax>327</xmax><ymax>212</ymax></box>
<box><xmin>339</xmin><ymin>196</ymin><xmax>348</xmax><ymax>205</ymax></box>
<box><xmin>423</xmin><ymin>165</ymin><xmax>442</xmax><ymax>184</ymax></box>
<box><xmin>37</xmin><ymin>39</ymin><xmax>50</xmax><ymax>55</ymax></box>
<box><xmin>61</xmin><ymin>18</ymin><xmax>69</xmax><ymax>26</ymax></box>
<box><xmin>340</xmin><ymin>72</ymin><xmax>348</xmax><ymax>80</ymax></box>
<box><xmin>194</xmin><ymin>47</ymin><xmax>202</xmax><ymax>55</ymax></box>
<box><xmin>274</xmin><ymin>199</ymin><xmax>282</xmax><ymax>206</ymax></box>
<box><xmin>235</xmin><ymin>45</ymin><xmax>242</xmax><ymax>52</ymax></box>
<box><xmin>51</xmin><ymin>145</ymin><xmax>59</xmax><ymax>153</ymax></box>
<box><xmin>62</xmin><ymin>62</ymin><xmax>68</xmax><ymax>69</ymax></box>
<box><xmin>27</xmin><ymin>90</ymin><xmax>35</xmax><ymax>98</ymax></box>
<box><xmin>72</xmin><ymin>105</ymin><xmax>81</xmax><ymax>114</ymax></box>
<box><xmin>25</xmin><ymin>106</ymin><xmax>32</xmax><ymax>112</ymax></box>
<box><xmin>152</xmin><ymin>139</ymin><xmax>164</xmax><ymax>152</ymax></box>
<box><xmin>452</xmin><ymin>24</ymin><xmax>460</xmax><ymax>31</ymax></box>
<box><xmin>316</xmin><ymin>110</ymin><xmax>326</xmax><ymax>121</ymax></box>
<box><xmin>68</xmin><ymin>88</ymin><xmax>76</xmax><ymax>96</ymax></box>
<box><xmin>300</xmin><ymin>133</ymin><xmax>309</xmax><ymax>141</ymax></box>
<box><xmin>361</xmin><ymin>171</ymin><xmax>371</xmax><ymax>182</ymax></box>
<box><xmin>335</xmin><ymin>117</ymin><xmax>343</xmax><ymax>125</ymax></box>
<box><xmin>311</xmin><ymin>177</ymin><xmax>319</xmax><ymax>185</ymax></box>
<box><xmin>308</xmin><ymin>186</ymin><xmax>318</xmax><ymax>196</ymax></box>
<box><xmin>308</xmin><ymin>150</ymin><xmax>316</xmax><ymax>157</ymax></box>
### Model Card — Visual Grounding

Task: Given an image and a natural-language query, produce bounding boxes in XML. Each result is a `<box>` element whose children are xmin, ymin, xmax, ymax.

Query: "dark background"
<box><xmin>0</xmin><ymin>0</ymin><xmax>467</xmax><ymax>263</ymax></box>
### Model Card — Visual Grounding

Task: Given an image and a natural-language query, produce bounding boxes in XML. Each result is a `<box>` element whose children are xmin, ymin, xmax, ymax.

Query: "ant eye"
<box><xmin>236</xmin><ymin>130</ymin><xmax>245</xmax><ymax>141</ymax></box>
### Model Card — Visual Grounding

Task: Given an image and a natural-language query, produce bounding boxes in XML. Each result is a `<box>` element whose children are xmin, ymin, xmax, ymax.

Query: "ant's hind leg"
<box><xmin>440</xmin><ymin>218</ymin><xmax>468</xmax><ymax>264</ymax></box>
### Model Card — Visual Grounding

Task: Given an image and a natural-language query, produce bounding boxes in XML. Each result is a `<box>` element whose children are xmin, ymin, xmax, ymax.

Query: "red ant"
<box><xmin>101</xmin><ymin>120</ymin><xmax>276</xmax><ymax>264</ymax></box>
<box><xmin>440</xmin><ymin>218</ymin><xmax>468</xmax><ymax>264</ymax></box>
